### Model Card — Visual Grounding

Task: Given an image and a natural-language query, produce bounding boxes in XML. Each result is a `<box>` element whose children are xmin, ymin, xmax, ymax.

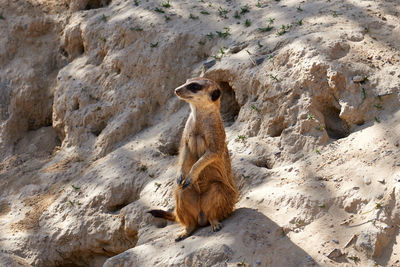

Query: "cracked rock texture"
<box><xmin>1</xmin><ymin>0</ymin><xmax>400</xmax><ymax>266</ymax></box>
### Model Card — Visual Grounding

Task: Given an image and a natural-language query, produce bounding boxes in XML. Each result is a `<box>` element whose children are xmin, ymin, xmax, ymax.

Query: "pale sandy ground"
<box><xmin>0</xmin><ymin>0</ymin><xmax>400</xmax><ymax>266</ymax></box>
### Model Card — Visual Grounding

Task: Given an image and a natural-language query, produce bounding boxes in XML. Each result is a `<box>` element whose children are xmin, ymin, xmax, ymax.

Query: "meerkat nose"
<box><xmin>175</xmin><ymin>88</ymin><xmax>182</xmax><ymax>95</ymax></box>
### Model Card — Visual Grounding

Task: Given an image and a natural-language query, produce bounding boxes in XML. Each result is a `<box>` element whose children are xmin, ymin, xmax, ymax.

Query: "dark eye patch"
<box><xmin>211</xmin><ymin>89</ymin><xmax>221</xmax><ymax>101</ymax></box>
<box><xmin>186</xmin><ymin>82</ymin><xmax>203</xmax><ymax>92</ymax></box>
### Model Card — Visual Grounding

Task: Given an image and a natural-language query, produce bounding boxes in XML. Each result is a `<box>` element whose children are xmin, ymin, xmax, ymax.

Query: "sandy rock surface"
<box><xmin>1</xmin><ymin>0</ymin><xmax>400</xmax><ymax>266</ymax></box>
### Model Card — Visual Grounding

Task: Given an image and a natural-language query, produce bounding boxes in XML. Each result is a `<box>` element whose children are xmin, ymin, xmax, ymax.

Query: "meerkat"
<box><xmin>149</xmin><ymin>77</ymin><xmax>238</xmax><ymax>241</ymax></box>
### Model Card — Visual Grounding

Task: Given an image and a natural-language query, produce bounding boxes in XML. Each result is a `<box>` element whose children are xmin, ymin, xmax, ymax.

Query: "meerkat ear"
<box><xmin>211</xmin><ymin>89</ymin><xmax>221</xmax><ymax>101</ymax></box>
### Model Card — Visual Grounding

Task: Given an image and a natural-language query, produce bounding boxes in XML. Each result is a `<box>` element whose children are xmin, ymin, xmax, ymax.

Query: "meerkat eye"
<box><xmin>186</xmin><ymin>82</ymin><xmax>203</xmax><ymax>93</ymax></box>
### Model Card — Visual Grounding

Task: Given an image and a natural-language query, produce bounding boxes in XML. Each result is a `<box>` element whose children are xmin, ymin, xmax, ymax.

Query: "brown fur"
<box><xmin>149</xmin><ymin>77</ymin><xmax>238</xmax><ymax>241</ymax></box>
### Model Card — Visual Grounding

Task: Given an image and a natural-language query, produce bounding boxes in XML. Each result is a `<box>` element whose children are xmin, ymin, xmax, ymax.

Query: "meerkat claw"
<box><xmin>177</xmin><ymin>173</ymin><xmax>184</xmax><ymax>185</ymax></box>
<box><xmin>182</xmin><ymin>177</ymin><xmax>192</xmax><ymax>189</ymax></box>
<box><xmin>211</xmin><ymin>222</ymin><xmax>223</xmax><ymax>232</ymax></box>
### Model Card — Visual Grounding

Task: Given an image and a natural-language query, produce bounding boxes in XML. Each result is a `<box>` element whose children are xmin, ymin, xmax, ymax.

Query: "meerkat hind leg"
<box><xmin>201</xmin><ymin>182</ymin><xmax>232</xmax><ymax>233</ymax></box>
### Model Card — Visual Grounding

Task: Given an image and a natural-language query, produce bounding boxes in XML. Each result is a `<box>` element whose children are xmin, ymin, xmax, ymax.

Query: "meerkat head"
<box><xmin>174</xmin><ymin>77</ymin><xmax>221</xmax><ymax>109</ymax></box>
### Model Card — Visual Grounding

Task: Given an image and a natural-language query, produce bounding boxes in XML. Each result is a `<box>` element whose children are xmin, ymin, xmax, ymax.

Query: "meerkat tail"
<box><xmin>148</xmin><ymin>209</ymin><xmax>176</xmax><ymax>221</ymax></box>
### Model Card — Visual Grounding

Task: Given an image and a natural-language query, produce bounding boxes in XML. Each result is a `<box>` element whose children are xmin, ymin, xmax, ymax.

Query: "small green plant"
<box><xmin>364</xmin><ymin>27</ymin><xmax>370</xmax><ymax>33</ymax></box>
<box><xmin>189</xmin><ymin>13</ymin><xmax>199</xmax><ymax>19</ymax></box>
<box><xmin>155</xmin><ymin>7</ymin><xmax>165</xmax><ymax>13</ymax></box>
<box><xmin>361</xmin><ymin>88</ymin><xmax>366</xmax><ymax>99</ymax></box>
<box><xmin>0</xmin><ymin>14</ymin><xmax>5</xmax><ymax>20</ymax></box>
<box><xmin>198</xmin><ymin>40</ymin><xmax>206</xmax><ymax>45</ymax></box>
<box><xmin>130</xmin><ymin>26</ymin><xmax>143</xmax><ymax>32</ymax></box>
<box><xmin>216</xmin><ymin>27</ymin><xmax>231</xmax><ymax>38</ymax></box>
<box><xmin>218</xmin><ymin>7</ymin><xmax>230</xmax><ymax>18</ymax></box>
<box><xmin>308</xmin><ymin>114</ymin><xmax>314</xmax><ymax>120</ymax></box>
<box><xmin>333</xmin><ymin>11</ymin><xmax>338</xmax><ymax>17</ymax></box>
<box><xmin>315</xmin><ymin>148</ymin><xmax>321</xmax><ymax>155</ymax></box>
<box><xmin>276</xmin><ymin>24</ymin><xmax>291</xmax><ymax>36</ymax></box>
<box><xmin>360</xmin><ymin>76</ymin><xmax>369</xmax><ymax>84</ymax></box>
<box><xmin>375</xmin><ymin>202</ymin><xmax>383</xmax><ymax>209</ymax></box>
<box><xmin>237</xmin><ymin>135</ymin><xmax>246</xmax><ymax>141</ymax></box>
<box><xmin>374</xmin><ymin>116</ymin><xmax>381</xmax><ymax>123</ymax></box>
<box><xmin>297</xmin><ymin>5</ymin><xmax>303</xmax><ymax>11</ymax></box>
<box><xmin>316</xmin><ymin>125</ymin><xmax>324</xmax><ymax>131</ymax></box>
<box><xmin>240</xmin><ymin>5</ymin><xmax>250</xmax><ymax>14</ymax></box>
<box><xmin>258</xmin><ymin>25</ymin><xmax>273</xmax><ymax>32</ymax></box>
<box><xmin>256</xmin><ymin>1</ymin><xmax>261</xmax><ymax>8</ymax></box>
<box><xmin>200</xmin><ymin>10</ymin><xmax>210</xmax><ymax>15</ymax></box>
<box><xmin>318</xmin><ymin>203</ymin><xmax>325</xmax><ymax>208</ymax></box>
<box><xmin>139</xmin><ymin>164</ymin><xmax>148</xmax><ymax>171</ymax></box>
<box><xmin>100</xmin><ymin>37</ymin><xmax>107</xmax><ymax>42</ymax></box>
<box><xmin>101</xmin><ymin>14</ymin><xmax>108</xmax><ymax>22</ymax></box>
<box><xmin>234</xmin><ymin>10</ymin><xmax>241</xmax><ymax>19</ymax></box>
<box><xmin>348</xmin><ymin>255</ymin><xmax>360</xmax><ymax>262</ymax></box>
<box><xmin>259</xmin><ymin>18</ymin><xmax>274</xmax><ymax>32</ymax></box>
<box><xmin>150</xmin><ymin>42</ymin><xmax>159</xmax><ymax>48</ymax></box>
<box><xmin>295</xmin><ymin>220</ymin><xmax>302</xmax><ymax>225</ymax></box>
<box><xmin>154</xmin><ymin>182</ymin><xmax>161</xmax><ymax>188</ymax></box>
<box><xmin>211</xmin><ymin>54</ymin><xmax>222</xmax><ymax>61</ymax></box>
<box><xmin>244</xmin><ymin>19</ymin><xmax>251</xmax><ymax>27</ymax></box>
<box><xmin>377</xmin><ymin>95</ymin><xmax>382</xmax><ymax>101</ymax></box>
<box><xmin>206</xmin><ymin>32</ymin><xmax>214</xmax><ymax>39</ymax></box>
<box><xmin>162</xmin><ymin>0</ymin><xmax>171</xmax><ymax>8</ymax></box>
<box><xmin>242</xmin><ymin>174</ymin><xmax>250</xmax><ymax>179</ymax></box>
<box><xmin>134</xmin><ymin>0</ymin><xmax>139</xmax><ymax>6</ymax></box>
<box><xmin>68</xmin><ymin>200</ymin><xmax>82</xmax><ymax>206</ymax></box>
<box><xmin>164</xmin><ymin>15</ymin><xmax>171</xmax><ymax>21</ymax></box>
<box><xmin>374</xmin><ymin>104</ymin><xmax>383</xmax><ymax>110</ymax></box>
<box><xmin>297</xmin><ymin>19</ymin><xmax>303</xmax><ymax>26</ymax></box>
<box><xmin>270</xmin><ymin>74</ymin><xmax>279</xmax><ymax>82</ymax></box>
<box><xmin>219</xmin><ymin>47</ymin><xmax>225</xmax><ymax>55</ymax></box>
<box><xmin>257</xmin><ymin>41</ymin><xmax>263</xmax><ymax>48</ymax></box>
<box><xmin>71</xmin><ymin>184</ymin><xmax>81</xmax><ymax>191</ymax></box>
<box><xmin>251</xmin><ymin>104</ymin><xmax>259</xmax><ymax>111</ymax></box>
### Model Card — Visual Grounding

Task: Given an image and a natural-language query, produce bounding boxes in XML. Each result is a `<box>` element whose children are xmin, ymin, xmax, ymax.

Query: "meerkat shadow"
<box><xmin>190</xmin><ymin>207</ymin><xmax>319</xmax><ymax>265</ymax></box>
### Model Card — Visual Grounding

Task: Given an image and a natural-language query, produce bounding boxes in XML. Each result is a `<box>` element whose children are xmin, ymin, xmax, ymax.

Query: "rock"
<box><xmin>394</xmin><ymin>172</ymin><xmax>400</xmax><ymax>182</ymax></box>
<box><xmin>203</xmin><ymin>59</ymin><xmax>216</xmax><ymax>70</ymax></box>
<box><xmin>353</xmin><ymin>75</ymin><xmax>365</xmax><ymax>83</ymax></box>
<box><xmin>356</xmin><ymin>225</ymin><xmax>396</xmax><ymax>257</ymax></box>
<box><xmin>255</xmin><ymin>57</ymin><xmax>265</xmax><ymax>65</ymax></box>
<box><xmin>327</xmin><ymin>248</ymin><xmax>342</xmax><ymax>260</ymax></box>
<box><xmin>364</xmin><ymin>176</ymin><xmax>371</xmax><ymax>185</ymax></box>
<box><xmin>348</xmin><ymin>32</ymin><xmax>364</xmax><ymax>42</ymax></box>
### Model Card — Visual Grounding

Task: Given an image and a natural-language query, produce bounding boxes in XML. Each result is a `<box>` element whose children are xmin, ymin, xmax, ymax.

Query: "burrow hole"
<box><xmin>91</xmin><ymin>121</ymin><xmax>107</xmax><ymax>137</ymax></box>
<box><xmin>321</xmin><ymin>105</ymin><xmax>350</xmax><ymax>139</ymax></box>
<box><xmin>268</xmin><ymin>117</ymin><xmax>286</xmax><ymax>137</ymax></box>
<box><xmin>84</xmin><ymin>0</ymin><xmax>111</xmax><ymax>10</ymax></box>
<box><xmin>218</xmin><ymin>81</ymin><xmax>240</xmax><ymax>127</ymax></box>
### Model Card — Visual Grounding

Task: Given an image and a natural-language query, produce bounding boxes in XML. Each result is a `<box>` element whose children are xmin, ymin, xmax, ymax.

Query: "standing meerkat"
<box><xmin>149</xmin><ymin>77</ymin><xmax>238</xmax><ymax>241</ymax></box>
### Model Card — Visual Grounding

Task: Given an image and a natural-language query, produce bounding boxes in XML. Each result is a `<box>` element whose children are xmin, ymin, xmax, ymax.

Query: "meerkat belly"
<box><xmin>188</xmin><ymin>134</ymin><xmax>206</xmax><ymax>158</ymax></box>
